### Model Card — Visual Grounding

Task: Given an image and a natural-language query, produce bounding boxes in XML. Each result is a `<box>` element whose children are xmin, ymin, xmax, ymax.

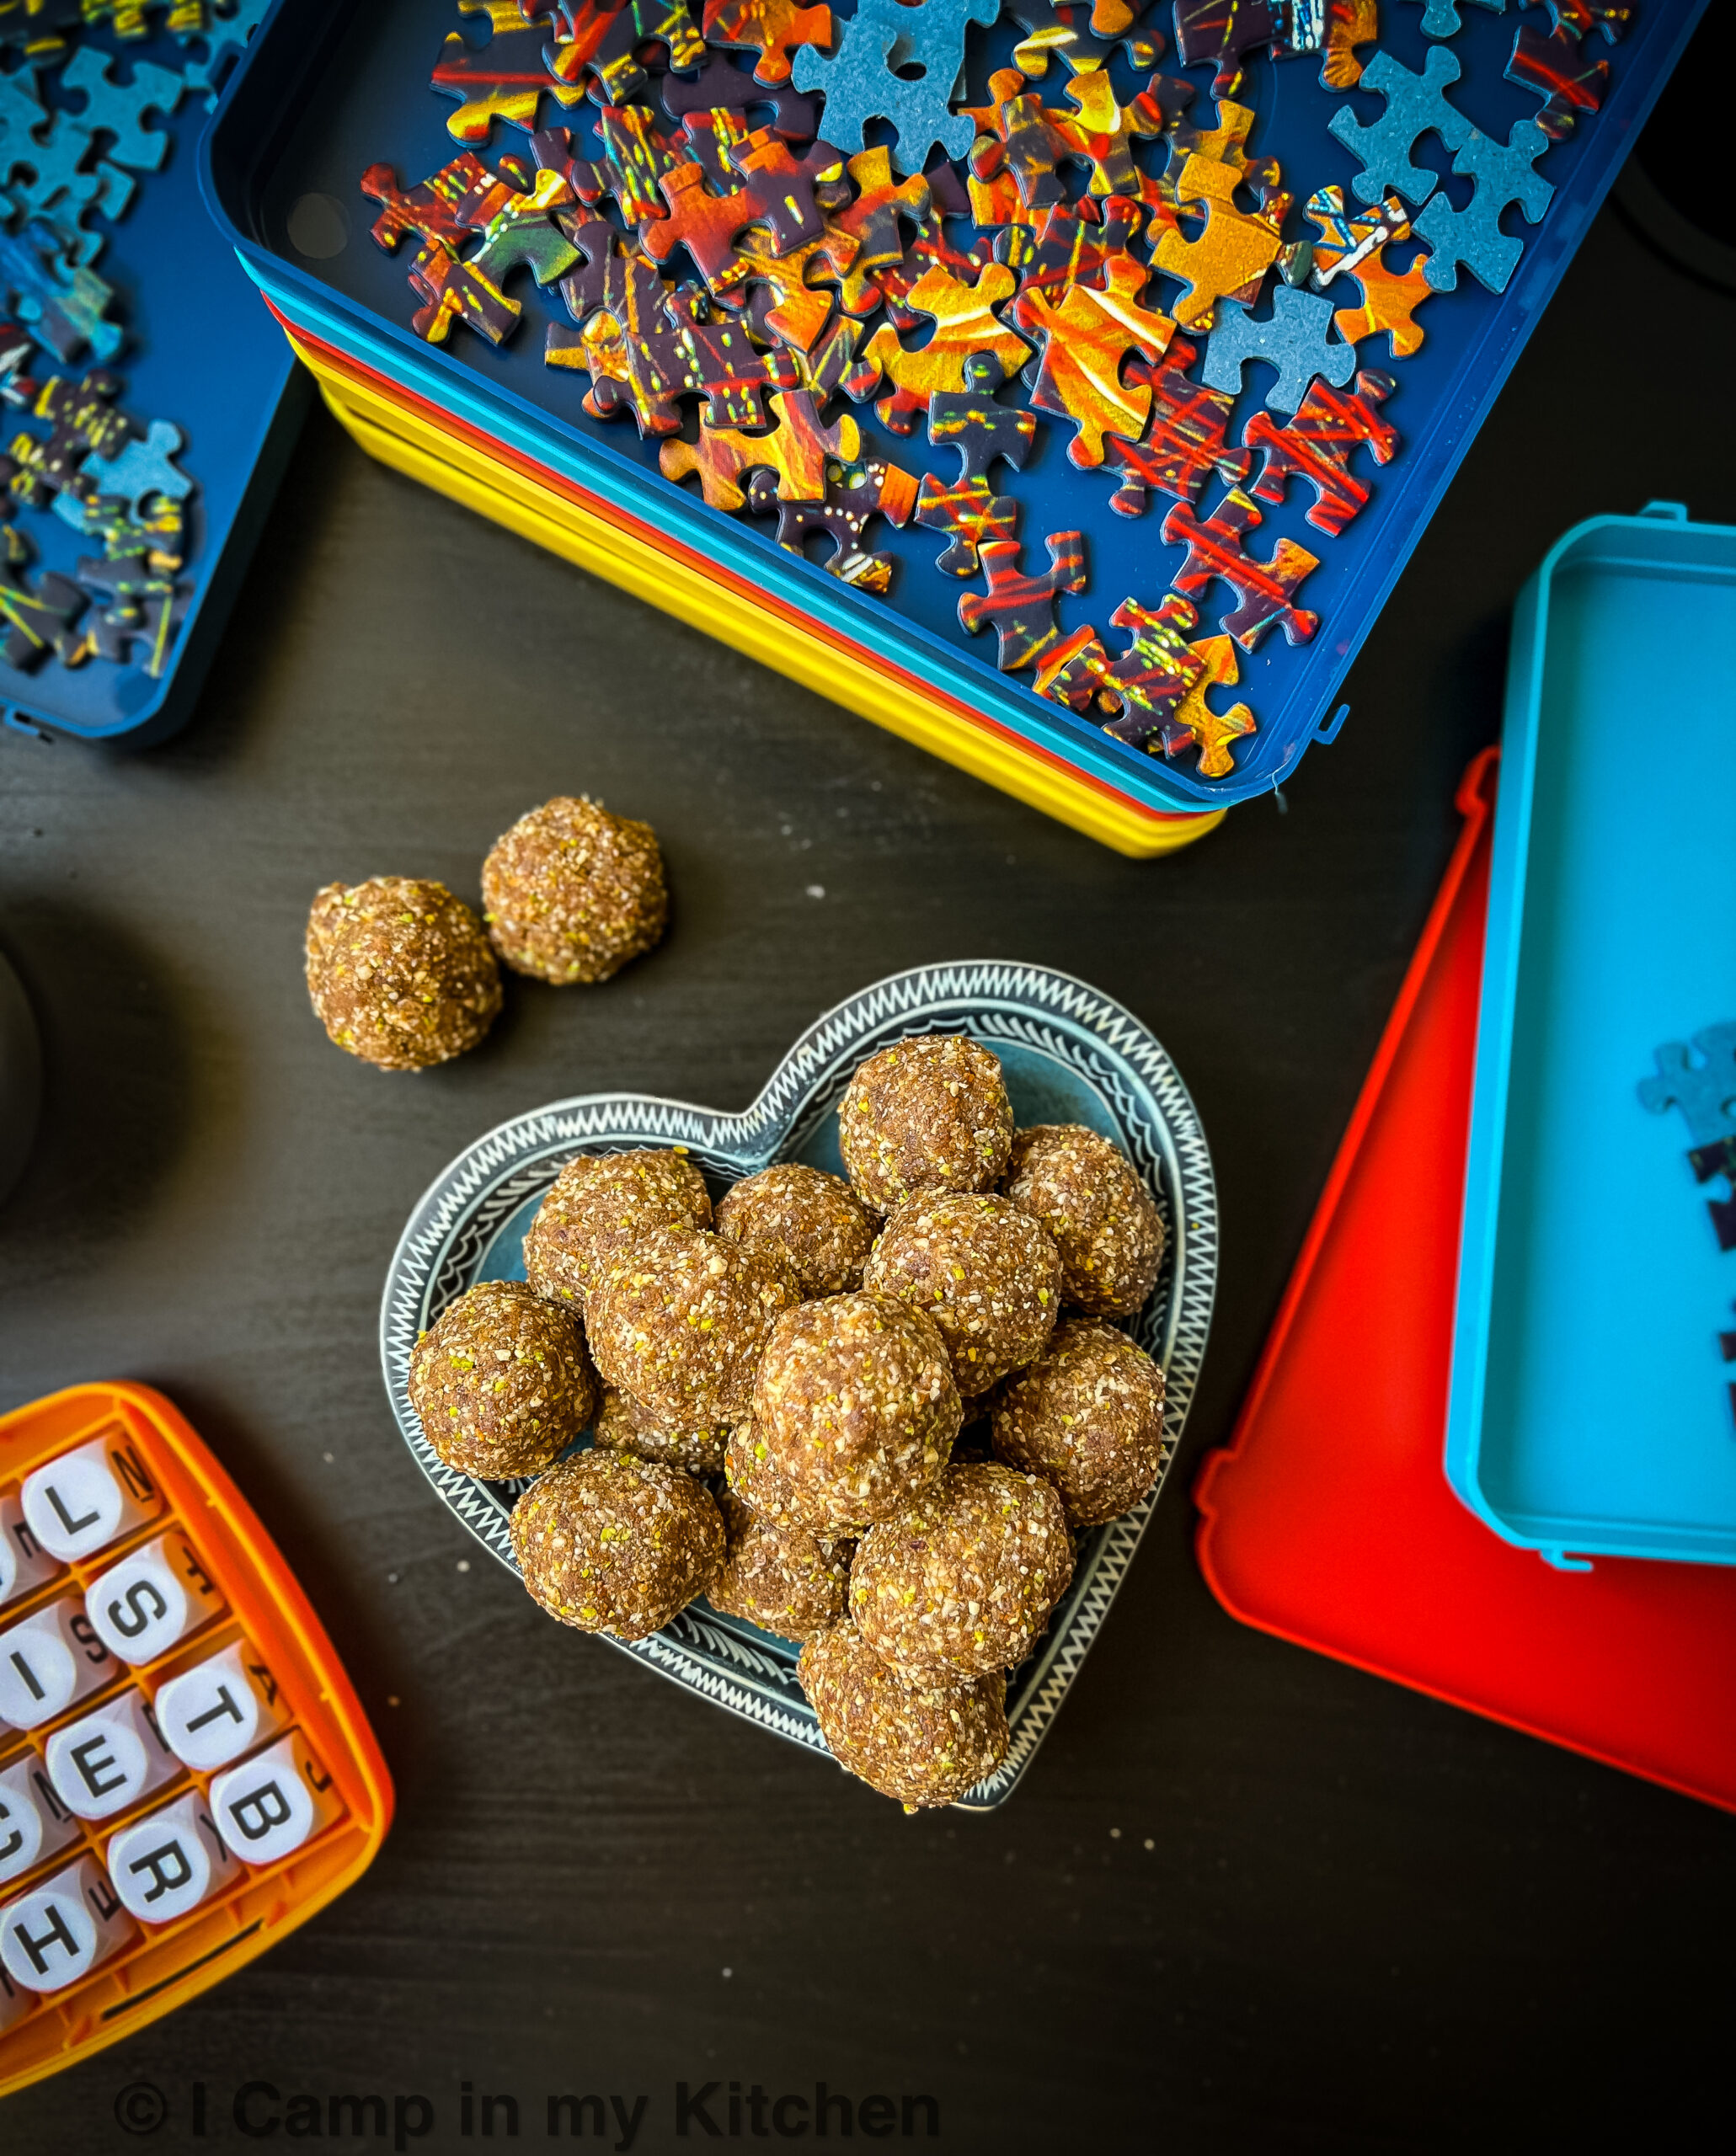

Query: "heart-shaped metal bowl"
<box><xmin>381</xmin><ymin>963</ymin><xmax>1217</xmax><ymax>1809</ymax></box>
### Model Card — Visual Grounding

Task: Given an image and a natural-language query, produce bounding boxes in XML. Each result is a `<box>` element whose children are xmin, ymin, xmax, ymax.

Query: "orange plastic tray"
<box><xmin>0</xmin><ymin>1384</ymin><xmax>392</xmax><ymax>2098</ymax></box>
<box><xmin>1194</xmin><ymin>752</ymin><xmax>1736</xmax><ymax>1812</ymax></box>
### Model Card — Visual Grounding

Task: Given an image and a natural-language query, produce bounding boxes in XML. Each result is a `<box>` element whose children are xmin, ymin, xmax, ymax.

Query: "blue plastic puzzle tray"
<box><xmin>0</xmin><ymin>9</ymin><xmax>307</xmax><ymax>746</ymax></box>
<box><xmin>202</xmin><ymin>0</ymin><xmax>1703</xmax><ymax>815</ymax></box>
<box><xmin>1447</xmin><ymin>501</ymin><xmax>1736</xmax><ymax>1569</ymax></box>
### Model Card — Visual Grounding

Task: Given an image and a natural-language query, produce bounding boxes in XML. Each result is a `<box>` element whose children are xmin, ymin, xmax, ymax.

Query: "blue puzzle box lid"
<box><xmin>0</xmin><ymin>8</ymin><xmax>307</xmax><ymax>746</ymax></box>
<box><xmin>205</xmin><ymin>0</ymin><xmax>1696</xmax><ymax>810</ymax></box>
<box><xmin>1447</xmin><ymin>502</ymin><xmax>1736</xmax><ymax>1571</ymax></box>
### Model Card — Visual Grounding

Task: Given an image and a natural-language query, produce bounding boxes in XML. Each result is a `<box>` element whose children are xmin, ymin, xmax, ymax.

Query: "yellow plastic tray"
<box><xmin>284</xmin><ymin>323</ymin><xmax>1222</xmax><ymax>859</ymax></box>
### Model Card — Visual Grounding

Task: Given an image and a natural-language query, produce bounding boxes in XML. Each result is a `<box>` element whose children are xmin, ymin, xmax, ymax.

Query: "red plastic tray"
<box><xmin>1193</xmin><ymin>750</ymin><xmax>1736</xmax><ymax>1814</ymax></box>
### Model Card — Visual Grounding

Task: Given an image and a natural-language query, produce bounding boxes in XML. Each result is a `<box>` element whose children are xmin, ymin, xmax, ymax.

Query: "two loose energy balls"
<box><xmin>405</xmin><ymin>1032</ymin><xmax>1172</xmax><ymax>1809</ymax></box>
<box><xmin>305</xmin><ymin>797</ymin><xmax>666</xmax><ymax>1070</ymax></box>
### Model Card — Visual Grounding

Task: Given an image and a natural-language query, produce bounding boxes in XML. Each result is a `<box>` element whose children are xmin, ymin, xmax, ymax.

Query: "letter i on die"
<box><xmin>0</xmin><ymin>1853</ymin><xmax>135</xmax><ymax>1994</ymax></box>
<box><xmin>0</xmin><ymin>1752</ymin><xmax>83</xmax><ymax>1887</ymax></box>
<box><xmin>154</xmin><ymin>1641</ymin><xmax>289</xmax><ymax>1771</ymax></box>
<box><xmin>45</xmin><ymin>1691</ymin><xmax>179</xmax><ymax>1822</ymax></box>
<box><xmin>211</xmin><ymin>1732</ymin><xmax>339</xmax><ymax>1865</ymax></box>
<box><xmin>21</xmin><ymin>1434</ymin><xmax>163</xmax><ymax>1564</ymax></box>
<box><xmin>0</xmin><ymin>1491</ymin><xmax>62</xmax><ymax>1608</ymax></box>
<box><xmin>106</xmin><ymin>1793</ymin><xmax>239</xmax><ymax>1925</ymax></box>
<box><xmin>85</xmin><ymin>1532</ymin><xmax>224</xmax><ymax>1665</ymax></box>
<box><xmin>0</xmin><ymin>1595</ymin><xmax>115</xmax><ymax>1729</ymax></box>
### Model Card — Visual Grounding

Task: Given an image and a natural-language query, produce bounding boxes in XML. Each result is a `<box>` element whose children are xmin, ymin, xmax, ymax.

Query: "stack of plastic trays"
<box><xmin>200</xmin><ymin>2</ymin><xmax>1699</xmax><ymax>850</ymax></box>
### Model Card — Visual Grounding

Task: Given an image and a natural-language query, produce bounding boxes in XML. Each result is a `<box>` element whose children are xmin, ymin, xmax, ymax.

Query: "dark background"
<box><xmin>3</xmin><ymin>161</ymin><xmax>1733</xmax><ymax>2153</ymax></box>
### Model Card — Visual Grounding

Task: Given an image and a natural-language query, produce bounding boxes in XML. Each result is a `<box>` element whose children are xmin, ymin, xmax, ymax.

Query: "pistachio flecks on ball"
<box><xmin>837</xmin><ymin>1036</ymin><xmax>1013</xmax><ymax>1214</ymax></box>
<box><xmin>305</xmin><ymin>877</ymin><xmax>501</xmax><ymax>1071</ymax></box>
<box><xmin>799</xmin><ymin>1620</ymin><xmax>1008</xmax><ymax>1810</ymax></box>
<box><xmin>1002</xmin><ymin>1123</ymin><xmax>1166</xmax><ymax>1319</ymax></box>
<box><xmin>862</xmin><ymin>1193</ymin><xmax>1062</xmax><ymax>1396</ymax></box>
<box><xmin>483</xmin><ymin>796</ymin><xmax>668</xmax><ymax>985</ymax></box>
<box><xmin>589</xmin><ymin>1225</ymin><xmax>800</xmax><ymax>1425</ymax></box>
<box><xmin>991</xmin><ymin>1317</ymin><xmax>1168</xmax><ymax>1528</ymax></box>
<box><xmin>714</xmin><ymin>1162</ymin><xmax>879</xmax><ymax>1299</ymax></box>
<box><xmin>510</xmin><ymin>1448</ymin><xmax>724</xmax><ymax>1641</ymax></box>
<box><xmin>522</xmin><ymin>1148</ymin><xmax>713</xmax><ymax>1314</ymax></box>
<box><xmin>409</xmin><ymin>1279</ymin><xmax>595</xmax><ymax>1480</ymax></box>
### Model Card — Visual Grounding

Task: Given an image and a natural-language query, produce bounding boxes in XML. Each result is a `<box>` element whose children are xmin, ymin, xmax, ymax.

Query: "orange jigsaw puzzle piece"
<box><xmin>657</xmin><ymin>387</ymin><xmax>861</xmax><ymax>509</ymax></box>
<box><xmin>702</xmin><ymin>0</ymin><xmax>832</xmax><ymax>86</ymax></box>
<box><xmin>1151</xmin><ymin>152</ymin><xmax>1284</xmax><ymax>334</ymax></box>
<box><xmin>849</xmin><ymin>261</ymin><xmax>1030</xmax><ymax>435</ymax></box>
<box><xmin>1331</xmin><ymin>246</ymin><xmax>1434</xmax><ymax>360</ymax></box>
<box><xmin>1012</xmin><ymin>252</ymin><xmax>1177</xmax><ymax>468</ymax></box>
<box><xmin>1168</xmin><ymin>631</ymin><xmax>1256</xmax><ymax>776</ymax></box>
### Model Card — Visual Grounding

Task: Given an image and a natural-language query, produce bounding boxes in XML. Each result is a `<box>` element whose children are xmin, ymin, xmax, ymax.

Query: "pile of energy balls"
<box><xmin>408</xmin><ymin>1034</ymin><xmax>1171</xmax><ymax>1810</ymax></box>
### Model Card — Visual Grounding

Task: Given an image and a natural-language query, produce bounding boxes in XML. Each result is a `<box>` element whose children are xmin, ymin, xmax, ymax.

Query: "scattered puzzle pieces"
<box><xmin>1161</xmin><ymin>485</ymin><xmax>1319</xmax><ymax>648</ymax></box>
<box><xmin>847</xmin><ymin>260</ymin><xmax>1030</xmax><ymax>435</ymax></box>
<box><xmin>0</xmin><ymin>222</ymin><xmax>121</xmax><ymax>362</ymax></box>
<box><xmin>1203</xmin><ymin>286</ymin><xmax>1356</xmax><ymax>415</ymax></box>
<box><xmin>1328</xmin><ymin>45</ymin><xmax>1472</xmax><ymax>208</ymax></box>
<box><xmin>958</xmin><ymin>529</ymin><xmax>1087</xmax><ymax>670</ymax></box>
<box><xmin>1305</xmin><ymin>182</ymin><xmax>1435</xmax><ymax>358</ymax></box>
<box><xmin>1413</xmin><ymin>117</ymin><xmax>1553</xmax><ymax>293</ymax></box>
<box><xmin>1034</xmin><ymin>591</ymin><xmax>1205</xmax><ymax>749</ymax></box>
<box><xmin>746</xmin><ymin>450</ymin><xmax>916</xmax><ymax>590</ymax></box>
<box><xmin>1105</xmin><ymin>337</ymin><xmax>1251</xmax><ymax>515</ymax></box>
<box><xmin>1012</xmin><ymin>251</ymin><xmax>1176</xmax><ymax>467</ymax></box>
<box><xmin>791</xmin><ymin>0</ymin><xmax>1000</xmax><ymax>174</ymax></box>
<box><xmin>544</xmin><ymin>0</ymin><xmax>705</xmax><ymax>107</ymax></box>
<box><xmin>1242</xmin><ymin>365</ymin><xmax>1397</xmax><ymax>534</ymax></box>
<box><xmin>658</xmin><ymin>386</ymin><xmax>859</xmax><ymax>509</ymax></box>
<box><xmin>1638</xmin><ymin>1026</ymin><xmax>1736</xmax><ymax>1148</ymax></box>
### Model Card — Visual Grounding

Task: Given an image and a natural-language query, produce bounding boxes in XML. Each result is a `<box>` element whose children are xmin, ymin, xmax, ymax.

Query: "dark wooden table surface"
<box><xmin>3</xmin><ymin>184</ymin><xmax>1732</xmax><ymax>2153</ymax></box>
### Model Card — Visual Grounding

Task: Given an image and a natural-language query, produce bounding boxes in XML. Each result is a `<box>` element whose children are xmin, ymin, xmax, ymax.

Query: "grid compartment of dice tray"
<box><xmin>210</xmin><ymin>0</ymin><xmax>1689</xmax><ymax>808</ymax></box>
<box><xmin>0</xmin><ymin>2</ymin><xmax>302</xmax><ymax>743</ymax></box>
<box><xmin>0</xmin><ymin>1386</ymin><xmax>388</xmax><ymax>2095</ymax></box>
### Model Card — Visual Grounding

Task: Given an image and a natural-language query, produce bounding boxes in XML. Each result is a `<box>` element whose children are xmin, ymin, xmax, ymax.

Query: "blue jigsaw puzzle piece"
<box><xmin>1201</xmin><ymin>287</ymin><xmax>1357</xmax><ymax>415</ymax></box>
<box><xmin>1328</xmin><ymin>45</ymin><xmax>1472</xmax><ymax>208</ymax></box>
<box><xmin>184</xmin><ymin>0</ymin><xmax>273</xmax><ymax>109</ymax></box>
<box><xmin>0</xmin><ymin>221</ymin><xmax>122</xmax><ymax>364</ymax></box>
<box><xmin>792</xmin><ymin>0</ymin><xmax>1001</xmax><ymax>176</ymax></box>
<box><xmin>1413</xmin><ymin>118</ymin><xmax>1553</xmax><ymax>292</ymax></box>
<box><xmin>60</xmin><ymin>47</ymin><xmax>184</xmax><ymax>173</ymax></box>
<box><xmin>1396</xmin><ymin>0</ymin><xmax>1507</xmax><ymax>35</ymax></box>
<box><xmin>1638</xmin><ymin>1024</ymin><xmax>1736</xmax><ymax>1147</ymax></box>
<box><xmin>75</xmin><ymin>417</ymin><xmax>191</xmax><ymax>515</ymax></box>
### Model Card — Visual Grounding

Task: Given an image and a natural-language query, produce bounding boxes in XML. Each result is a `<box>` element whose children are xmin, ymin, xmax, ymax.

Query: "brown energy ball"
<box><xmin>752</xmin><ymin>1292</ymin><xmax>961</xmax><ymax>1534</ymax></box>
<box><xmin>708</xmin><ymin>1490</ymin><xmax>851</xmax><ymax>1641</ymax></box>
<box><xmin>1002</xmin><ymin>1124</ymin><xmax>1166</xmax><ymax>1318</ymax></box>
<box><xmin>799</xmin><ymin>1620</ymin><xmax>1007</xmax><ymax>1809</ymax></box>
<box><xmin>305</xmin><ymin>877</ymin><xmax>501</xmax><ymax>1071</ymax></box>
<box><xmin>850</xmin><ymin>1461</ymin><xmax>1074</xmax><ymax>1678</ymax></box>
<box><xmin>409</xmin><ymin>1279</ymin><xmax>595</xmax><ymax>1479</ymax></box>
<box><xmin>837</xmin><ymin>1036</ymin><xmax>1013</xmax><ymax>1213</ymax></box>
<box><xmin>724</xmin><ymin>1417</ymin><xmax>805</xmax><ymax>1528</ymax></box>
<box><xmin>862</xmin><ymin>1193</ymin><xmax>1062</xmax><ymax>1396</ymax></box>
<box><xmin>482</xmin><ymin>796</ymin><xmax>668</xmax><ymax>985</ymax></box>
<box><xmin>991</xmin><ymin>1318</ymin><xmax>1168</xmax><ymax>1527</ymax></box>
<box><xmin>714</xmin><ymin>1162</ymin><xmax>878</xmax><ymax>1298</ymax></box>
<box><xmin>522</xmin><ymin>1148</ymin><xmax>713</xmax><ymax>1312</ymax></box>
<box><xmin>589</xmin><ymin>1226</ymin><xmax>800</xmax><ymax>1425</ymax></box>
<box><xmin>592</xmin><ymin>1385</ymin><xmax>729</xmax><ymax>1476</ymax></box>
<box><xmin>510</xmin><ymin>1447</ymin><xmax>724</xmax><ymax>1640</ymax></box>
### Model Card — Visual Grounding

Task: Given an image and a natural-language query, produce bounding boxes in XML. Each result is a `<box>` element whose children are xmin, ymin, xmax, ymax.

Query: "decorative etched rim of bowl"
<box><xmin>380</xmin><ymin>962</ymin><xmax>1217</xmax><ymax>1810</ymax></box>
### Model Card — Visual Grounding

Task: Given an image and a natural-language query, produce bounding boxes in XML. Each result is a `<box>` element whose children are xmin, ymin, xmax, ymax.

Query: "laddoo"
<box><xmin>850</xmin><ymin>1462</ymin><xmax>1074</xmax><ymax>1678</ymax></box>
<box><xmin>991</xmin><ymin>1318</ymin><xmax>1168</xmax><ymax>1527</ymax></box>
<box><xmin>409</xmin><ymin>1279</ymin><xmax>595</xmax><ymax>1479</ymax></box>
<box><xmin>1002</xmin><ymin>1124</ymin><xmax>1166</xmax><ymax>1318</ymax></box>
<box><xmin>862</xmin><ymin>1193</ymin><xmax>1062</xmax><ymax>1396</ymax></box>
<box><xmin>589</xmin><ymin>1226</ymin><xmax>800</xmax><ymax>1424</ymax></box>
<box><xmin>592</xmin><ymin>1385</ymin><xmax>730</xmax><ymax>1476</ymax></box>
<box><xmin>483</xmin><ymin>796</ymin><xmax>668</xmax><ymax>985</ymax></box>
<box><xmin>522</xmin><ymin>1148</ymin><xmax>713</xmax><ymax>1312</ymax></box>
<box><xmin>837</xmin><ymin>1037</ymin><xmax>1013</xmax><ymax>1213</ymax></box>
<box><xmin>714</xmin><ymin>1162</ymin><xmax>878</xmax><ymax>1299</ymax></box>
<box><xmin>799</xmin><ymin>1620</ymin><xmax>1007</xmax><ymax>1809</ymax></box>
<box><xmin>751</xmin><ymin>1291</ymin><xmax>961</xmax><ymax>1534</ymax></box>
<box><xmin>708</xmin><ymin>1491</ymin><xmax>852</xmax><ymax>1641</ymax></box>
<box><xmin>510</xmin><ymin>1447</ymin><xmax>724</xmax><ymax>1640</ymax></box>
<box><xmin>305</xmin><ymin>877</ymin><xmax>501</xmax><ymax>1071</ymax></box>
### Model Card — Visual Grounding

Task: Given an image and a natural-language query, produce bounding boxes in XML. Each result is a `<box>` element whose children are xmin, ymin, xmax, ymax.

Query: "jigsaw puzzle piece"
<box><xmin>1393</xmin><ymin>0</ymin><xmax>1507</xmax><ymax>35</ymax></box>
<box><xmin>914</xmin><ymin>472</ymin><xmax>1019</xmax><ymax>577</ymax></box>
<box><xmin>1328</xmin><ymin>45</ymin><xmax>1472</xmax><ymax>209</ymax></box>
<box><xmin>1161</xmin><ymin>485</ymin><xmax>1319</xmax><ymax>649</ymax></box>
<box><xmin>7</xmin><ymin>368</ymin><xmax>132</xmax><ymax>510</ymax></box>
<box><xmin>0</xmin><ymin>519</ymin><xmax>83</xmax><ymax>669</ymax></box>
<box><xmin>847</xmin><ymin>260</ymin><xmax>1031</xmax><ymax>435</ymax></box>
<box><xmin>1163</xmin><ymin>629</ymin><xmax>1255</xmax><ymax>775</ymax></box>
<box><xmin>747</xmin><ymin>451</ymin><xmax>916</xmax><ymax>592</ymax></box>
<box><xmin>1047</xmin><ymin>67</ymin><xmax>1173</xmax><ymax>201</ymax></box>
<box><xmin>1034</xmin><ymin>591</ymin><xmax>1205</xmax><ymax>749</ymax></box>
<box><xmin>702</xmin><ymin>0</ymin><xmax>833</xmax><ymax>86</ymax></box>
<box><xmin>1413</xmin><ymin>118</ymin><xmax>1553</xmax><ymax>293</ymax></box>
<box><xmin>1172</xmin><ymin>0</ymin><xmax>1285</xmax><ymax>96</ymax></box>
<box><xmin>926</xmin><ymin>350</ymin><xmax>1036</xmax><ymax>485</ymax></box>
<box><xmin>660</xmin><ymin>49</ymin><xmax>821</xmax><ymax>141</ymax></box>
<box><xmin>1151</xmin><ymin>152</ymin><xmax>1284</xmax><ymax>334</ymax></box>
<box><xmin>996</xmin><ymin>194</ymin><xmax>1142</xmax><ymax>307</ymax></box>
<box><xmin>184</xmin><ymin>0</ymin><xmax>274</xmax><ymax>108</ymax></box>
<box><xmin>1319</xmin><ymin>0</ymin><xmax>1377</xmax><ymax>89</ymax></box>
<box><xmin>596</xmin><ymin>101</ymin><xmax>685</xmax><ymax>227</ymax></box>
<box><xmin>0</xmin><ymin>224</ymin><xmax>122</xmax><ymax>364</ymax></box>
<box><xmin>544</xmin><ymin>0</ymin><xmax>704</xmax><ymax>107</ymax></box>
<box><xmin>821</xmin><ymin>146</ymin><xmax>930</xmax><ymax>314</ymax></box>
<box><xmin>1687</xmin><ymin>1141</ymin><xmax>1736</xmax><ymax>1254</ymax></box>
<box><xmin>658</xmin><ymin>387</ymin><xmax>859</xmax><ymax>510</ymax></box>
<box><xmin>957</xmin><ymin>529</ymin><xmax>1087</xmax><ymax>671</ymax></box>
<box><xmin>791</xmin><ymin>0</ymin><xmax>1001</xmax><ymax>175</ymax></box>
<box><xmin>1003</xmin><ymin>0</ymin><xmax>1163</xmax><ymax>80</ymax></box>
<box><xmin>1506</xmin><ymin>22</ymin><xmax>1608</xmax><ymax>141</ymax></box>
<box><xmin>1012</xmin><ymin>252</ymin><xmax>1175</xmax><ymax>469</ymax></box>
<box><xmin>1242</xmin><ymin>365</ymin><xmax>1397</xmax><ymax>535</ymax></box>
<box><xmin>72</xmin><ymin>547</ymin><xmax>184</xmax><ymax>675</ymax></box>
<box><xmin>77</xmin><ymin>414</ymin><xmax>190</xmax><ymax>515</ymax></box>
<box><xmin>59</xmin><ymin>46</ymin><xmax>184</xmax><ymax>172</ymax></box>
<box><xmin>1104</xmin><ymin>337</ymin><xmax>1250</xmax><ymax>515</ymax></box>
<box><xmin>1637</xmin><ymin>1026</ymin><xmax>1736</xmax><ymax>1148</ymax></box>
<box><xmin>1203</xmin><ymin>286</ymin><xmax>1356</xmax><ymax>416</ymax></box>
